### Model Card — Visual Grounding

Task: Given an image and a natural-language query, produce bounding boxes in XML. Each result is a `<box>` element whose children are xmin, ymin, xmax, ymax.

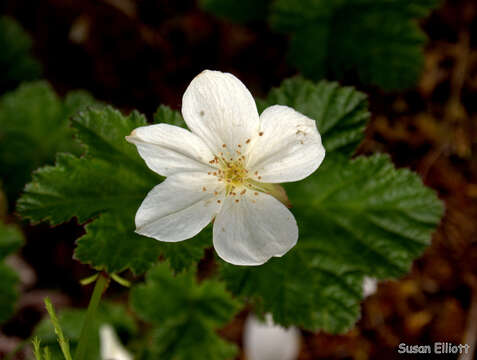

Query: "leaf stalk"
<box><xmin>74</xmin><ymin>273</ymin><xmax>109</xmax><ymax>360</ymax></box>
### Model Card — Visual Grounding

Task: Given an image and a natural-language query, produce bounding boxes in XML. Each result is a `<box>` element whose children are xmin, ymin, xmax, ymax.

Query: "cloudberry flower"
<box><xmin>126</xmin><ymin>70</ymin><xmax>325</xmax><ymax>265</ymax></box>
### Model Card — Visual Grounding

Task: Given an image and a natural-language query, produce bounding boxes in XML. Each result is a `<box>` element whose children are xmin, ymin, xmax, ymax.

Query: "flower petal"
<box><xmin>135</xmin><ymin>172</ymin><xmax>224</xmax><ymax>242</ymax></box>
<box><xmin>182</xmin><ymin>70</ymin><xmax>260</xmax><ymax>155</ymax></box>
<box><xmin>247</xmin><ymin>105</ymin><xmax>325</xmax><ymax>183</ymax></box>
<box><xmin>213</xmin><ymin>191</ymin><xmax>298</xmax><ymax>265</ymax></box>
<box><xmin>126</xmin><ymin>123</ymin><xmax>216</xmax><ymax>177</ymax></box>
<box><xmin>244</xmin><ymin>314</ymin><xmax>300</xmax><ymax>360</ymax></box>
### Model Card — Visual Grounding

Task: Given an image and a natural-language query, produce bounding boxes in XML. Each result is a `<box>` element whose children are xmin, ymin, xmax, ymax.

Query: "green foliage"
<box><xmin>291</xmin><ymin>154</ymin><xmax>444</xmax><ymax>278</ymax></box>
<box><xmin>200</xmin><ymin>0</ymin><xmax>270</xmax><ymax>23</ymax></box>
<box><xmin>271</xmin><ymin>0</ymin><xmax>440</xmax><ymax>89</ymax></box>
<box><xmin>153</xmin><ymin>104</ymin><xmax>186</xmax><ymax>128</ymax></box>
<box><xmin>131</xmin><ymin>263</ymin><xmax>239</xmax><ymax>360</ymax></box>
<box><xmin>18</xmin><ymin>106</ymin><xmax>210</xmax><ymax>274</ymax></box>
<box><xmin>18</xmin><ymin>79</ymin><xmax>443</xmax><ymax>335</ymax></box>
<box><xmin>221</xmin><ymin>153</ymin><xmax>443</xmax><ymax>333</ymax></box>
<box><xmin>0</xmin><ymin>263</ymin><xmax>19</xmax><ymax>324</ymax></box>
<box><xmin>257</xmin><ymin>77</ymin><xmax>369</xmax><ymax>155</ymax></box>
<box><xmin>18</xmin><ymin>107</ymin><xmax>160</xmax><ymax>274</ymax></box>
<box><xmin>34</xmin><ymin>302</ymin><xmax>136</xmax><ymax>360</ymax></box>
<box><xmin>0</xmin><ymin>222</ymin><xmax>24</xmax><ymax>260</ymax></box>
<box><xmin>0</xmin><ymin>82</ymin><xmax>98</xmax><ymax>202</ymax></box>
<box><xmin>0</xmin><ymin>16</ymin><xmax>42</xmax><ymax>89</ymax></box>
<box><xmin>0</xmin><ymin>222</ymin><xmax>24</xmax><ymax>324</ymax></box>
<box><xmin>202</xmin><ymin>0</ymin><xmax>439</xmax><ymax>89</ymax></box>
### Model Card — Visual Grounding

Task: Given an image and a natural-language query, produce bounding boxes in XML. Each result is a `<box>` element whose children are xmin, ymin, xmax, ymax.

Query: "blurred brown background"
<box><xmin>1</xmin><ymin>0</ymin><xmax>477</xmax><ymax>359</ymax></box>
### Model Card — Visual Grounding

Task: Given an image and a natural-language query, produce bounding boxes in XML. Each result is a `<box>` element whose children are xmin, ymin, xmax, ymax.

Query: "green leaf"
<box><xmin>0</xmin><ymin>264</ymin><xmax>19</xmax><ymax>324</ymax></box>
<box><xmin>18</xmin><ymin>106</ymin><xmax>211</xmax><ymax>274</ymax></box>
<box><xmin>34</xmin><ymin>302</ymin><xmax>136</xmax><ymax>360</ymax></box>
<box><xmin>257</xmin><ymin>77</ymin><xmax>369</xmax><ymax>155</ymax></box>
<box><xmin>153</xmin><ymin>105</ymin><xmax>187</xmax><ymax>128</ymax></box>
<box><xmin>17</xmin><ymin>107</ymin><xmax>160</xmax><ymax>274</ymax></box>
<box><xmin>0</xmin><ymin>81</ymin><xmax>99</xmax><ymax>202</ymax></box>
<box><xmin>72</xmin><ymin>107</ymin><xmax>147</xmax><ymax>168</ymax></box>
<box><xmin>131</xmin><ymin>263</ymin><xmax>239</xmax><ymax>360</ymax></box>
<box><xmin>0</xmin><ymin>16</ymin><xmax>42</xmax><ymax>89</ymax></box>
<box><xmin>292</xmin><ymin>154</ymin><xmax>444</xmax><ymax>278</ymax></box>
<box><xmin>0</xmin><ymin>222</ymin><xmax>24</xmax><ymax>324</ymax></box>
<box><xmin>221</xmin><ymin>154</ymin><xmax>443</xmax><ymax>333</ymax></box>
<box><xmin>145</xmin><ymin>320</ymin><xmax>237</xmax><ymax>360</ymax></box>
<box><xmin>221</xmin><ymin>250</ymin><xmax>364</xmax><ymax>334</ymax></box>
<box><xmin>74</xmin><ymin>213</ymin><xmax>162</xmax><ymax>275</ymax></box>
<box><xmin>270</xmin><ymin>0</ymin><xmax>440</xmax><ymax>89</ymax></box>
<box><xmin>158</xmin><ymin>226</ymin><xmax>211</xmax><ymax>274</ymax></box>
<box><xmin>17</xmin><ymin>153</ymin><xmax>152</xmax><ymax>225</ymax></box>
<box><xmin>200</xmin><ymin>0</ymin><xmax>270</xmax><ymax>23</ymax></box>
<box><xmin>0</xmin><ymin>222</ymin><xmax>24</xmax><ymax>260</ymax></box>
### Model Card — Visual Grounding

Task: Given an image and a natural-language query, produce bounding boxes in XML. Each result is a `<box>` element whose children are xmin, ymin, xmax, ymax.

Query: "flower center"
<box><xmin>217</xmin><ymin>158</ymin><xmax>249</xmax><ymax>196</ymax></box>
<box><xmin>222</xmin><ymin>160</ymin><xmax>247</xmax><ymax>185</ymax></box>
<box><xmin>206</xmin><ymin>151</ymin><xmax>290</xmax><ymax>206</ymax></box>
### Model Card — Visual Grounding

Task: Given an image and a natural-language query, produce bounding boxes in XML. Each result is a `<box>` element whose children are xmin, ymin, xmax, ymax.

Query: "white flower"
<box><xmin>126</xmin><ymin>70</ymin><xmax>325</xmax><ymax>266</ymax></box>
<box><xmin>243</xmin><ymin>313</ymin><xmax>300</xmax><ymax>360</ymax></box>
<box><xmin>99</xmin><ymin>325</ymin><xmax>133</xmax><ymax>360</ymax></box>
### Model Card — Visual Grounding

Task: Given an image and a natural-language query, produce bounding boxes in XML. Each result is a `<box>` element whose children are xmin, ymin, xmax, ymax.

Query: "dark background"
<box><xmin>1</xmin><ymin>0</ymin><xmax>477</xmax><ymax>359</ymax></box>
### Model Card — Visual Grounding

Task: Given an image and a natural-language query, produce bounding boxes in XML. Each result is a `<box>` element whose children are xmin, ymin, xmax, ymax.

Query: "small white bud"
<box><xmin>99</xmin><ymin>324</ymin><xmax>132</xmax><ymax>360</ymax></box>
<box><xmin>243</xmin><ymin>313</ymin><xmax>300</xmax><ymax>360</ymax></box>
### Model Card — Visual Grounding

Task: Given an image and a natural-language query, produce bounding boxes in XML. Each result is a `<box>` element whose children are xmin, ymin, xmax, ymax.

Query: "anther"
<box><xmin>259</xmin><ymin>132</ymin><xmax>264</xmax><ymax>136</ymax></box>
